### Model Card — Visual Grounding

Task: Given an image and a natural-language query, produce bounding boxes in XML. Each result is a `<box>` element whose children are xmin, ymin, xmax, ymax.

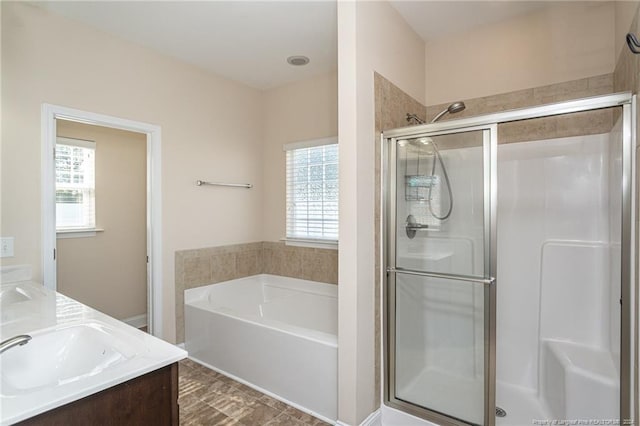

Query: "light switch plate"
<box><xmin>1</xmin><ymin>237</ymin><xmax>15</xmax><ymax>258</ymax></box>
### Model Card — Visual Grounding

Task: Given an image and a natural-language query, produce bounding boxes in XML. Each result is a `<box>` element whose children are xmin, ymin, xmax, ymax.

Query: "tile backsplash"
<box><xmin>175</xmin><ymin>241</ymin><xmax>338</xmax><ymax>343</ymax></box>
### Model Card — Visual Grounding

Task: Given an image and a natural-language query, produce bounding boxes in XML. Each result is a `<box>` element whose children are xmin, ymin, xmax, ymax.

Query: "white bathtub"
<box><xmin>184</xmin><ymin>274</ymin><xmax>337</xmax><ymax>422</ymax></box>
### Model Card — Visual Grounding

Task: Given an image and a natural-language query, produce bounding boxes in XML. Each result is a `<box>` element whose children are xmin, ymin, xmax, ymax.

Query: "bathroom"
<box><xmin>1</xmin><ymin>1</ymin><xmax>639</xmax><ymax>426</ymax></box>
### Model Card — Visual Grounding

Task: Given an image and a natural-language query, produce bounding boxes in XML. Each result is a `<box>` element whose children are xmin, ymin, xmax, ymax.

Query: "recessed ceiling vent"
<box><xmin>287</xmin><ymin>55</ymin><xmax>310</xmax><ymax>66</ymax></box>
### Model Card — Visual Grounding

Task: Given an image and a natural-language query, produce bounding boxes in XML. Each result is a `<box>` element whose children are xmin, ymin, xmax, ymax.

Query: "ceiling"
<box><xmin>36</xmin><ymin>1</ymin><xmax>568</xmax><ymax>91</ymax></box>
<box><xmin>390</xmin><ymin>1</ymin><xmax>549</xmax><ymax>42</ymax></box>
<box><xmin>36</xmin><ymin>1</ymin><xmax>338</xmax><ymax>90</ymax></box>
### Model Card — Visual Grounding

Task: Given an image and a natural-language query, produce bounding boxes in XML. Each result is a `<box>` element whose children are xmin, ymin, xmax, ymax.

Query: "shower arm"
<box><xmin>430</xmin><ymin>109</ymin><xmax>449</xmax><ymax>123</ymax></box>
<box><xmin>406</xmin><ymin>113</ymin><xmax>425</xmax><ymax>125</ymax></box>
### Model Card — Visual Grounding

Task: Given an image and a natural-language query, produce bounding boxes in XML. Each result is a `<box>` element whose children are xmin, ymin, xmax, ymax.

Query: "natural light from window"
<box><xmin>55</xmin><ymin>137</ymin><xmax>96</xmax><ymax>230</ymax></box>
<box><xmin>285</xmin><ymin>140</ymin><xmax>338</xmax><ymax>243</ymax></box>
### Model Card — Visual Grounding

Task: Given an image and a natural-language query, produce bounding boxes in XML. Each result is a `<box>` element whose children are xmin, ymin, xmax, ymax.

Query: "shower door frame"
<box><xmin>382</xmin><ymin>92</ymin><xmax>636</xmax><ymax>426</ymax></box>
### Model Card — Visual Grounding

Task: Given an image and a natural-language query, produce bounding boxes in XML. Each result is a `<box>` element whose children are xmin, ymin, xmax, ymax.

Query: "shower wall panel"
<box><xmin>395</xmin><ymin>144</ymin><xmax>484</xmax><ymax>276</ymax></box>
<box><xmin>496</xmin><ymin>132</ymin><xmax>614</xmax><ymax>391</ymax></box>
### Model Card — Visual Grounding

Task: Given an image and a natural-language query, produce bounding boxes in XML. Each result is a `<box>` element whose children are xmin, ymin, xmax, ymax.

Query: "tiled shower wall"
<box><xmin>373</xmin><ymin>71</ymin><xmax>615</xmax><ymax>407</ymax></box>
<box><xmin>427</xmin><ymin>73</ymin><xmax>614</xmax><ymax>144</ymax></box>
<box><xmin>175</xmin><ymin>241</ymin><xmax>338</xmax><ymax>343</ymax></box>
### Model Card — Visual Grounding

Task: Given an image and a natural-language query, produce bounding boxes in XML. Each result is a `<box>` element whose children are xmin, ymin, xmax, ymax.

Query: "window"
<box><xmin>285</xmin><ymin>137</ymin><xmax>338</xmax><ymax>243</ymax></box>
<box><xmin>55</xmin><ymin>137</ymin><xmax>96</xmax><ymax>230</ymax></box>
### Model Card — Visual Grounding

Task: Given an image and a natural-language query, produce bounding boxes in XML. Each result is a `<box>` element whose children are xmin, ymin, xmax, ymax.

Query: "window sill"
<box><xmin>282</xmin><ymin>238</ymin><xmax>338</xmax><ymax>250</ymax></box>
<box><xmin>56</xmin><ymin>228</ymin><xmax>104</xmax><ymax>239</ymax></box>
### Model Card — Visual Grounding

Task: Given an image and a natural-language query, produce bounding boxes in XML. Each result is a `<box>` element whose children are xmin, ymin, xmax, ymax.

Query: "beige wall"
<box><xmin>425</xmin><ymin>2</ymin><xmax>616</xmax><ymax>106</ymax></box>
<box><xmin>338</xmin><ymin>1</ymin><xmax>425</xmax><ymax>424</ymax></box>
<box><xmin>1</xmin><ymin>2</ymin><xmax>264</xmax><ymax>342</ymax></box>
<box><xmin>262</xmin><ymin>71</ymin><xmax>338</xmax><ymax>242</ymax></box>
<box><xmin>615</xmin><ymin>1</ymin><xmax>640</xmax><ymax>63</ymax></box>
<box><xmin>56</xmin><ymin>120</ymin><xmax>146</xmax><ymax>321</ymax></box>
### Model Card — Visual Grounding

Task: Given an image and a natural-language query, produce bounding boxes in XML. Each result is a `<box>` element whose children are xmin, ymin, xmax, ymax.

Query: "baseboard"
<box><xmin>335</xmin><ymin>409</ymin><xmax>381</xmax><ymax>426</ymax></box>
<box><xmin>122</xmin><ymin>313</ymin><xmax>147</xmax><ymax>329</ymax></box>
<box><xmin>361</xmin><ymin>410</ymin><xmax>382</xmax><ymax>426</ymax></box>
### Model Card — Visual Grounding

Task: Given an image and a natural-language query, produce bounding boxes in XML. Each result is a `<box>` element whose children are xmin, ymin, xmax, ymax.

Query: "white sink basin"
<box><xmin>0</xmin><ymin>321</ymin><xmax>143</xmax><ymax>396</ymax></box>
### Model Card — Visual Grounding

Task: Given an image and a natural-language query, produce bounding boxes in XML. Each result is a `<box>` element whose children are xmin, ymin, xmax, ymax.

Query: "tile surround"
<box><xmin>426</xmin><ymin>74</ymin><xmax>614</xmax><ymax>144</ymax></box>
<box><xmin>426</xmin><ymin>74</ymin><xmax>614</xmax><ymax>122</ymax></box>
<box><xmin>175</xmin><ymin>241</ymin><xmax>338</xmax><ymax>343</ymax></box>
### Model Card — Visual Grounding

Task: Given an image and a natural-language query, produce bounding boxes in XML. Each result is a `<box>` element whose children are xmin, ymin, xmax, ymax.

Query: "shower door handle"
<box><xmin>387</xmin><ymin>267</ymin><xmax>495</xmax><ymax>286</ymax></box>
<box><xmin>405</xmin><ymin>224</ymin><xmax>430</xmax><ymax>230</ymax></box>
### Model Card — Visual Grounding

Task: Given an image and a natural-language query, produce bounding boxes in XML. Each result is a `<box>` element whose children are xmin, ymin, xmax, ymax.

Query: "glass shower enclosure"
<box><xmin>384</xmin><ymin>125</ymin><xmax>497</xmax><ymax>426</ymax></box>
<box><xmin>382</xmin><ymin>93</ymin><xmax>635</xmax><ymax>426</ymax></box>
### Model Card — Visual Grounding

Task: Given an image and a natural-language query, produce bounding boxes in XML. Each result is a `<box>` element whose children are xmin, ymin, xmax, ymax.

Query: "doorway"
<box><xmin>55</xmin><ymin>120</ymin><xmax>148</xmax><ymax>330</ymax></box>
<box><xmin>41</xmin><ymin>104</ymin><xmax>163</xmax><ymax>337</ymax></box>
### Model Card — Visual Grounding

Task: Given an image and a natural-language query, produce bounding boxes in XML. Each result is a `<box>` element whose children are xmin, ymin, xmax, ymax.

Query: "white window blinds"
<box><xmin>55</xmin><ymin>137</ymin><xmax>96</xmax><ymax>230</ymax></box>
<box><xmin>285</xmin><ymin>138</ymin><xmax>338</xmax><ymax>242</ymax></box>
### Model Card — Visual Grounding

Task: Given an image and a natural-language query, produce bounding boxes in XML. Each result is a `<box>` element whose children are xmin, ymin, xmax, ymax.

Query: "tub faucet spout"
<box><xmin>0</xmin><ymin>334</ymin><xmax>32</xmax><ymax>354</ymax></box>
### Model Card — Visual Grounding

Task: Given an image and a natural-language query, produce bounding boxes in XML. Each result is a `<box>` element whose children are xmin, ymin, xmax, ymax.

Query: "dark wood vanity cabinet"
<box><xmin>16</xmin><ymin>363</ymin><xmax>179</xmax><ymax>426</ymax></box>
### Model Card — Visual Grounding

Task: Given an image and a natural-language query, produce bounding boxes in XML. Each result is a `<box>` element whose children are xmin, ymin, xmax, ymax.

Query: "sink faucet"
<box><xmin>0</xmin><ymin>335</ymin><xmax>32</xmax><ymax>354</ymax></box>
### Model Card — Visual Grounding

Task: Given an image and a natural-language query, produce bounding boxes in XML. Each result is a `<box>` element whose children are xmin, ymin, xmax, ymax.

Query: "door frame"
<box><xmin>382</xmin><ymin>92</ymin><xmax>636</xmax><ymax>426</ymax></box>
<box><xmin>41</xmin><ymin>103</ymin><xmax>163</xmax><ymax>337</ymax></box>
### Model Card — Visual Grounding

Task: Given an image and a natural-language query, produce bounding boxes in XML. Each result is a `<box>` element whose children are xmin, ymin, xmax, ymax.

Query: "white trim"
<box><xmin>122</xmin><ymin>313</ymin><xmax>147</xmax><ymax>329</ymax></box>
<box><xmin>379</xmin><ymin>405</ymin><xmax>439</xmax><ymax>426</ymax></box>
<box><xmin>41</xmin><ymin>103</ymin><xmax>163</xmax><ymax>339</ymax></box>
<box><xmin>334</xmin><ymin>410</ymin><xmax>381</xmax><ymax>426</ymax></box>
<box><xmin>283</xmin><ymin>136</ymin><xmax>338</xmax><ymax>151</ymax></box>
<box><xmin>56</xmin><ymin>228</ymin><xmax>104</xmax><ymax>239</ymax></box>
<box><xmin>361</xmin><ymin>410</ymin><xmax>382</xmax><ymax>426</ymax></box>
<box><xmin>282</xmin><ymin>237</ymin><xmax>338</xmax><ymax>250</ymax></box>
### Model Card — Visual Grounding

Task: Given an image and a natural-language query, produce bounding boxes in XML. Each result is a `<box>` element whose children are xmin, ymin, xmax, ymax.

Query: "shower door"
<box><xmin>384</xmin><ymin>125</ymin><xmax>497</xmax><ymax>426</ymax></box>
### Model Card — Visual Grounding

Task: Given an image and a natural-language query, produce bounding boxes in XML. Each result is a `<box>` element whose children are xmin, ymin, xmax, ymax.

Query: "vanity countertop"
<box><xmin>0</xmin><ymin>281</ymin><xmax>186</xmax><ymax>425</ymax></box>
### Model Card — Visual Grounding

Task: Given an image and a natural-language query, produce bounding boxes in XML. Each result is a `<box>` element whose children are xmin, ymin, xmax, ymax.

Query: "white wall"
<box><xmin>425</xmin><ymin>2</ymin><xmax>616</xmax><ymax>106</ymax></box>
<box><xmin>496</xmin><ymin>133</ymin><xmax>617</xmax><ymax>391</ymax></box>
<box><xmin>262</xmin><ymin>71</ymin><xmax>338</xmax><ymax>242</ymax></box>
<box><xmin>338</xmin><ymin>1</ymin><xmax>425</xmax><ymax>424</ymax></box>
<box><xmin>1</xmin><ymin>2</ymin><xmax>264</xmax><ymax>342</ymax></box>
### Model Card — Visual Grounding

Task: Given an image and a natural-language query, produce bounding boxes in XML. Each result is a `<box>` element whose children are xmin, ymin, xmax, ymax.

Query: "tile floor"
<box><xmin>179</xmin><ymin>359</ymin><xmax>331</xmax><ymax>426</ymax></box>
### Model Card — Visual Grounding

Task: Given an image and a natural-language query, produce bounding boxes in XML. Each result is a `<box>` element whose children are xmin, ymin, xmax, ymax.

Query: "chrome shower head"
<box><xmin>447</xmin><ymin>101</ymin><xmax>466</xmax><ymax>114</ymax></box>
<box><xmin>430</xmin><ymin>101</ymin><xmax>466</xmax><ymax>123</ymax></box>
